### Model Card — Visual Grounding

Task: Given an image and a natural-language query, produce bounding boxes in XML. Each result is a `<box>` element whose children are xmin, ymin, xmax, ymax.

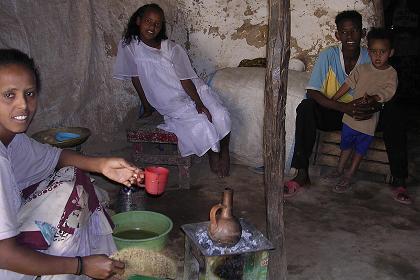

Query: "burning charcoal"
<box><xmin>212</xmin><ymin>255</ymin><xmax>244</xmax><ymax>280</ymax></box>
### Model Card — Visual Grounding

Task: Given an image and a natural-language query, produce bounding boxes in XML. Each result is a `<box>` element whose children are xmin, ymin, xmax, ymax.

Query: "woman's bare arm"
<box><xmin>131</xmin><ymin>77</ymin><xmax>153</xmax><ymax>117</ymax></box>
<box><xmin>57</xmin><ymin>150</ymin><xmax>142</xmax><ymax>187</ymax></box>
<box><xmin>0</xmin><ymin>237</ymin><xmax>122</xmax><ymax>278</ymax></box>
<box><xmin>180</xmin><ymin>79</ymin><xmax>212</xmax><ymax>122</ymax></box>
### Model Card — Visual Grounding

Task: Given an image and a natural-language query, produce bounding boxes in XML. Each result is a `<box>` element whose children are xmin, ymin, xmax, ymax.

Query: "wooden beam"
<box><xmin>372</xmin><ymin>0</ymin><xmax>385</xmax><ymax>27</ymax></box>
<box><xmin>264</xmin><ymin>0</ymin><xmax>290</xmax><ymax>279</ymax></box>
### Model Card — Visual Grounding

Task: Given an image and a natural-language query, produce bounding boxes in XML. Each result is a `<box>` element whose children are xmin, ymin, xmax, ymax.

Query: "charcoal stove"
<box><xmin>181</xmin><ymin>218</ymin><xmax>274</xmax><ymax>280</ymax></box>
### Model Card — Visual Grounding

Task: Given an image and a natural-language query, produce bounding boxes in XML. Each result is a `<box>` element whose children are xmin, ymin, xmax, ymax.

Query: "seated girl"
<box><xmin>0</xmin><ymin>49</ymin><xmax>143</xmax><ymax>279</ymax></box>
<box><xmin>113</xmin><ymin>3</ymin><xmax>232</xmax><ymax>177</ymax></box>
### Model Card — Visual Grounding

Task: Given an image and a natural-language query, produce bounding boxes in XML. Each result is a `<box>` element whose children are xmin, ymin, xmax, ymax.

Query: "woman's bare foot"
<box><xmin>219</xmin><ymin>151</ymin><xmax>230</xmax><ymax>177</ymax></box>
<box><xmin>208</xmin><ymin>150</ymin><xmax>220</xmax><ymax>175</ymax></box>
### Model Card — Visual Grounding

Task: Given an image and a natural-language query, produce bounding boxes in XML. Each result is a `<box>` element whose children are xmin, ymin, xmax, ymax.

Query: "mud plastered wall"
<box><xmin>0</xmin><ymin>0</ymin><xmax>186</xmax><ymax>150</ymax></box>
<box><xmin>0</xmin><ymin>0</ymin><xmax>377</xmax><ymax>150</ymax></box>
<box><xmin>178</xmin><ymin>0</ymin><xmax>377</xmax><ymax>77</ymax></box>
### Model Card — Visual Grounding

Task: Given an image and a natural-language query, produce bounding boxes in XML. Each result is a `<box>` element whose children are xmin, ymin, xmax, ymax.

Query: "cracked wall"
<box><xmin>176</xmin><ymin>0</ymin><xmax>268</xmax><ymax>78</ymax></box>
<box><xmin>176</xmin><ymin>0</ymin><xmax>377</xmax><ymax>76</ymax></box>
<box><xmin>290</xmin><ymin>0</ymin><xmax>378</xmax><ymax>70</ymax></box>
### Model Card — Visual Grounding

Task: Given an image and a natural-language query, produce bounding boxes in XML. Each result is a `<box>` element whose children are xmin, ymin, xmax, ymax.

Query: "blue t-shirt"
<box><xmin>306</xmin><ymin>45</ymin><xmax>370</xmax><ymax>103</ymax></box>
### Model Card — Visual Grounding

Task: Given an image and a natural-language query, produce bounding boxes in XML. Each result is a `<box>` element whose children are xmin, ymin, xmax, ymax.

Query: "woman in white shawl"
<box><xmin>113</xmin><ymin>4</ymin><xmax>231</xmax><ymax>177</ymax></box>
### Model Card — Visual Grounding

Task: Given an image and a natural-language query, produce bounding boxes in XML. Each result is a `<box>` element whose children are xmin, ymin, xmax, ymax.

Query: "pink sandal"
<box><xmin>284</xmin><ymin>180</ymin><xmax>307</xmax><ymax>198</ymax></box>
<box><xmin>392</xmin><ymin>187</ymin><xmax>412</xmax><ymax>205</ymax></box>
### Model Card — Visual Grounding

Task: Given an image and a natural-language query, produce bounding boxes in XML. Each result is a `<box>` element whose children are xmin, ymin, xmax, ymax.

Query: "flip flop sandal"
<box><xmin>392</xmin><ymin>187</ymin><xmax>413</xmax><ymax>205</ymax></box>
<box><xmin>332</xmin><ymin>177</ymin><xmax>352</xmax><ymax>193</ymax></box>
<box><xmin>284</xmin><ymin>180</ymin><xmax>307</xmax><ymax>198</ymax></box>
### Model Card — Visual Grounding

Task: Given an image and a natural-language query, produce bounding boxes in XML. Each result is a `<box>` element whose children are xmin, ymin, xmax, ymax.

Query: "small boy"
<box><xmin>326</xmin><ymin>27</ymin><xmax>397</xmax><ymax>193</ymax></box>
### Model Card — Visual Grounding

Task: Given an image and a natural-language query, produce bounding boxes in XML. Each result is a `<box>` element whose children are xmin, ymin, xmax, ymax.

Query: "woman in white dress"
<box><xmin>0</xmin><ymin>49</ymin><xmax>144</xmax><ymax>279</ymax></box>
<box><xmin>113</xmin><ymin>4</ymin><xmax>232</xmax><ymax>177</ymax></box>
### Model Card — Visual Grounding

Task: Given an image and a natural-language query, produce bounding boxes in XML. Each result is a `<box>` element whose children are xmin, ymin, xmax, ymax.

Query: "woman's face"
<box><xmin>0</xmin><ymin>64</ymin><xmax>37</xmax><ymax>144</ymax></box>
<box><xmin>137</xmin><ymin>9</ymin><xmax>163</xmax><ymax>45</ymax></box>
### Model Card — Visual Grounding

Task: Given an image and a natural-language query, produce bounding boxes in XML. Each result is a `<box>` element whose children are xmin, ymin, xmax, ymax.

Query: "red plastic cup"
<box><xmin>141</xmin><ymin>166</ymin><xmax>169</xmax><ymax>195</ymax></box>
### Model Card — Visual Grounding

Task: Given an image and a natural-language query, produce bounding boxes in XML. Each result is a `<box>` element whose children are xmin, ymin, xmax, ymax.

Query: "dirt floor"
<box><xmin>90</xmin><ymin>105</ymin><xmax>420</xmax><ymax>280</ymax></box>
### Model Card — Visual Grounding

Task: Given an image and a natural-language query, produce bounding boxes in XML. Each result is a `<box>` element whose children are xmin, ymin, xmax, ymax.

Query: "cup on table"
<box><xmin>138</xmin><ymin>166</ymin><xmax>170</xmax><ymax>195</ymax></box>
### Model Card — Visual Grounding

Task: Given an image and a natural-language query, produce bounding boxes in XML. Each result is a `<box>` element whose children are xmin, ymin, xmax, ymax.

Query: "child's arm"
<box><xmin>367</xmin><ymin>69</ymin><xmax>398</xmax><ymax>103</ymax></box>
<box><xmin>366</xmin><ymin>94</ymin><xmax>380</xmax><ymax>102</ymax></box>
<box><xmin>331</xmin><ymin>82</ymin><xmax>351</xmax><ymax>101</ymax></box>
<box><xmin>131</xmin><ymin>77</ymin><xmax>154</xmax><ymax>117</ymax></box>
<box><xmin>371</xmin><ymin>81</ymin><xmax>397</xmax><ymax>103</ymax></box>
<box><xmin>57</xmin><ymin>150</ymin><xmax>144</xmax><ymax>187</ymax></box>
<box><xmin>180</xmin><ymin>79</ymin><xmax>212</xmax><ymax>122</ymax></box>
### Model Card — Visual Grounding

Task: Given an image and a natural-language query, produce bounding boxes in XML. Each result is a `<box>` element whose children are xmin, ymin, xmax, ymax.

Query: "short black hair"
<box><xmin>0</xmin><ymin>49</ymin><xmax>40</xmax><ymax>89</ymax></box>
<box><xmin>335</xmin><ymin>10</ymin><xmax>363</xmax><ymax>29</ymax></box>
<box><xmin>123</xmin><ymin>3</ymin><xmax>168</xmax><ymax>46</ymax></box>
<box><xmin>367</xmin><ymin>27</ymin><xmax>394</xmax><ymax>49</ymax></box>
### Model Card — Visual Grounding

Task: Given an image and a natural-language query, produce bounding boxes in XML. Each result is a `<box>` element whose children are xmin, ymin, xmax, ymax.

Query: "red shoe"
<box><xmin>392</xmin><ymin>186</ymin><xmax>413</xmax><ymax>205</ymax></box>
<box><xmin>284</xmin><ymin>179</ymin><xmax>309</xmax><ymax>198</ymax></box>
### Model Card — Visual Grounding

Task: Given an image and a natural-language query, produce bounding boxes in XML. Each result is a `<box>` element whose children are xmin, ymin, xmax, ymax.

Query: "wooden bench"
<box><xmin>313</xmin><ymin>130</ymin><xmax>391</xmax><ymax>183</ymax></box>
<box><xmin>127</xmin><ymin>113</ymin><xmax>191</xmax><ymax>189</ymax></box>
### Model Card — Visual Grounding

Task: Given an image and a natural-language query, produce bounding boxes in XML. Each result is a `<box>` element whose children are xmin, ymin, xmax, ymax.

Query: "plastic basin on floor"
<box><xmin>112</xmin><ymin>211</ymin><xmax>173</xmax><ymax>251</ymax></box>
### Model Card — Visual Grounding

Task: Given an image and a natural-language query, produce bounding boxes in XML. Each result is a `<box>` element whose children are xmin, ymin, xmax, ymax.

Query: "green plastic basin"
<box><xmin>112</xmin><ymin>211</ymin><xmax>173</xmax><ymax>251</ymax></box>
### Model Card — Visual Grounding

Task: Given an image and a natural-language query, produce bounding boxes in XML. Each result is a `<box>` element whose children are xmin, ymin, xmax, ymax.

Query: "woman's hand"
<box><xmin>83</xmin><ymin>255</ymin><xmax>125</xmax><ymax>279</ymax></box>
<box><xmin>134</xmin><ymin>168</ymin><xmax>145</xmax><ymax>186</ymax></box>
<box><xmin>180</xmin><ymin>79</ymin><xmax>211</xmax><ymax>122</ymax></box>
<box><xmin>196</xmin><ymin>103</ymin><xmax>212</xmax><ymax>122</ymax></box>
<box><xmin>100</xmin><ymin>158</ymin><xmax>144</xmax><ymax>187</ymax></box>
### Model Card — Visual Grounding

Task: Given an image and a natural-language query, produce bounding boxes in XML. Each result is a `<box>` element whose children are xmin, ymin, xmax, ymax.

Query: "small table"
<box><xmin>32</xmin><ymin>127</ymin><xmax>91</xmax><ymax>152</ymax></box>
<box><xmin>181</xmin><ymin>219</ymin><xmax>274</xmax><ymax>280</ymax></box>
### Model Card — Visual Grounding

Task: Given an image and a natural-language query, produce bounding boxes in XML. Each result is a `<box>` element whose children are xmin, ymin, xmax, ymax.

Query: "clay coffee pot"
<box><xmin>208</xmin><ymin>188</ymin><xmax>242</xmax><ymax>246</ymax></box>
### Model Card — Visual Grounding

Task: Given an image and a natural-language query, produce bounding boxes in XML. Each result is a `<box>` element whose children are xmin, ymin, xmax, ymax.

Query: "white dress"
<box><xmin>113</xmin><ymin>39</ymin><xmax>231</xmax><ymax>157</ymax></box>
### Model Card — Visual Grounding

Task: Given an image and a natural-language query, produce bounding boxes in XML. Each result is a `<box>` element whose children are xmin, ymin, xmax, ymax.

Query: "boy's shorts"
<box><xmin>340</xmin><ymin>123</ymin><xmax>374</xmax><ymax>156</ymax></box>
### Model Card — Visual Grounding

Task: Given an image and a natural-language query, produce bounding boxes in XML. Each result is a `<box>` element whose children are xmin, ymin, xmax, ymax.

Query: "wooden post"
<box><xmin>264</xmin><ymin>0</ymin><xmax>290</xmax><ymax>279</ymax></box>
<box><xmin>372</xmin><ymin>0</ymin><xmax>385</xmax><ymax>27</ymax></box>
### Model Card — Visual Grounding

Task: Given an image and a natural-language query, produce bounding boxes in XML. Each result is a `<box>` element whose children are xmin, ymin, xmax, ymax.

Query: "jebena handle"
<box><xmin>209</xmin><ymin>203</ymin><xmax>225</xmax><ymax>230</ymax></box>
